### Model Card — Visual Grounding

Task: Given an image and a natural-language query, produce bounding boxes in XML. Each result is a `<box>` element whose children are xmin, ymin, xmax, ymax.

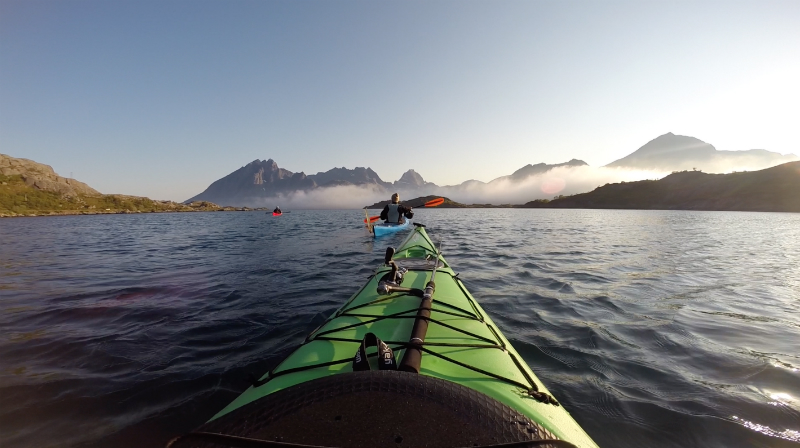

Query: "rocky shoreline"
<box><xmin>0</xmin><ymin>200</ymin><xmax>267</xmax><ymax>218</ymax></box>
<box><xmin>0</xmin><ymin>208</ymin><xmax>265</xmax><ymax>218</ymax></box>
<box><xmin>1</xmin><ymin>154</ymin><xmax>274</xmax><ymax>218</ymax></box>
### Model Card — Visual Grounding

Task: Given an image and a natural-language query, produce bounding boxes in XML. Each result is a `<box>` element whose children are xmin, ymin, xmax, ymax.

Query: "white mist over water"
<box><xmin>255</xmin><ymin>184</ymin><xmax>388</xmax><ymax>210</ymax></box>
<box><xmin>434</xmin><ymin>166</ymin><xmax>669</xmax><ymax>205</ymax></box>
<box><xmin>253</xmin><ymin>166</ymin><xmax>669</xmax><ymax>209</ymax></box>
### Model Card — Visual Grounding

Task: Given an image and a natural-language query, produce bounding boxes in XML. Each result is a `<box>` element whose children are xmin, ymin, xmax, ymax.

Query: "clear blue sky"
<box><xmin>2</xmin><ymin>0</ymin><xmax>798</xmax><ymax>201</ymax></box>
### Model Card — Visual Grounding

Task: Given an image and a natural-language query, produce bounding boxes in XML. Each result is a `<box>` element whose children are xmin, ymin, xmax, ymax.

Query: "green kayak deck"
<box><xmin>172</xmin><ymin>225</ymin><xmax>598</xmax><ymax>448</ymax></box>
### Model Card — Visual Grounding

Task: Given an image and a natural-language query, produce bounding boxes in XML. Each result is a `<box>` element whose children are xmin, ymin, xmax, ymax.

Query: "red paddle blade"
<box><xmin>363</xmin><ymin>216</ymin><xmax>380</xmax><ymax>223</ymax></box>
<box><xmin>424</xmin><ymin>198</ymin><xmax>445</xmax><ymax>207</ymax></box>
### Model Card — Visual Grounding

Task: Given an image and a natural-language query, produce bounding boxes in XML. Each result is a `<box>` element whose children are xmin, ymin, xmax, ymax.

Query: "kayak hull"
<box><xmin>191</xmin><ymin>370</ymin><xmax>560</xmax><ymax>447</ymax></box>
<box><xmin>174</xmin><ymin>225</ymin><xmax>598</xmax><ymax>448</ymax></box>
<box><xmin>372</xmin><ymin>219</ymin><xmax>410</xmax><ymax>237</ymax></box>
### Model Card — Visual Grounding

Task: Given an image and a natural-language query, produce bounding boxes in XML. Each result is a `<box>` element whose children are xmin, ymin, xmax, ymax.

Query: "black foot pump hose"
<box><xmin>397</xmin><ymin>241</ymin><xmax>440</xmax><ymax>373</ymax></box>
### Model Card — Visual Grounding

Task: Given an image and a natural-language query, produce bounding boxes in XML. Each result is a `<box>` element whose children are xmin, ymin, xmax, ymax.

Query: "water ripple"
<box><xmin>1</xmin><ymin>209</ymin><xmax>799</xmax><ymax>448</ymax></box>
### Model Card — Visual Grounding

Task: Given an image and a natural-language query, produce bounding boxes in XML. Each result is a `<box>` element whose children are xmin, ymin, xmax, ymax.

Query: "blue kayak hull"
<box><xmin>372</xmin><ymin>220</ymin><xmax>411</xmax><ymax>237</ymax></box>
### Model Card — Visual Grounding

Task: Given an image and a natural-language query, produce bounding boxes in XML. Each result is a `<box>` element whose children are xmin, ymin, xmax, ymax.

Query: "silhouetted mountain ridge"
<box><xmin>308</xmin><ymin>167</ymin><xmax>391</xmax><ymax>188</ymax></box>
<box><xmin>605</xmin><ymin>133</ymin><xmax>796</xmax><ymax>171</ymax></box>
<box><xmin>185</xmin><ymin>133</ymin><xmax>798</xmax><ymax>206</ymax></box>
<box><xmin>525</xmin><ymin>162</ymin><xmax>800</xmax><ymax>212</ymax></box>
<box><xmin>394</xmin><ymin>169</ymin><xmax>438</xmax><ymax>189</ymax></box>
<box><xmin>186</xmin><ymin>159</ymin><xmax>315</xmax><ymax>205</ymax></box>
<box><xmin>506</xmin><ymin>159</ymin><xmax>588</xmax><ymax>182</ymax></box>
<box><xmin>185</xmin><ymin>158</ymin><xmax>586</xmax><ymax>205</ymax></box>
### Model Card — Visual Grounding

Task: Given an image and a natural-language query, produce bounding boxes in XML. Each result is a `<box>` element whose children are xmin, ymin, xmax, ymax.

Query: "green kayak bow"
<box><xmin>169</xmin><ymin>224</ymin><xmax>598</xmax><ymax>448</ymax></box>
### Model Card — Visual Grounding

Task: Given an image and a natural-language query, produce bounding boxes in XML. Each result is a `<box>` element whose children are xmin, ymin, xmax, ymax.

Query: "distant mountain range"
<box><xmin>185</xmin><ymin>158</ymin><xmax>592</xmax><ymax>206</ymax></box>
<box><xmin>4</xmin><ymin>137</ymin><xmax>800</xmax><ymax>215</ymax></box>
<box><xmin>186</xmin><ymin>133</ymin><xmax>797</xmax><ymax>206</ymax></box>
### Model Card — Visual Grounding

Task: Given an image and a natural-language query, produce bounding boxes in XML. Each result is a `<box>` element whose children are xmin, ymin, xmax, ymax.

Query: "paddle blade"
<box><xmin>364</xmin><ymin>209</ymin><xmax>372</xmax><ymax>232</ymax></box>
<box><xmin>363</xmin><ymin>215</ymin><xmax>380</xmax><ymax>223</ymax></box>
<box><xmin>424</xmin><ymin>198</ymin><xmax>445</xmax><ymax>207</ymax></box>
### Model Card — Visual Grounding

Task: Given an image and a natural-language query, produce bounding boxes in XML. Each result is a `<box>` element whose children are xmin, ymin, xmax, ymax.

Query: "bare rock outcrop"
<box><xmin>0</xmin><ymin>154</ymin><xmax>101</xmax><ymax>197</ymax></box>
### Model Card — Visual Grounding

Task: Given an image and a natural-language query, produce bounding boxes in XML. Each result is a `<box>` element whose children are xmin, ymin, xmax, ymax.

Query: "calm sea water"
<box><xmin>1</xmin><ymin>209</ymin><xmax>798</xmax><ymax>448</ymax></box>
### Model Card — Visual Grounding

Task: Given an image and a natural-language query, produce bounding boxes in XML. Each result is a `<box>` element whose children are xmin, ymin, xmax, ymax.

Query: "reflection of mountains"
<box><xmin>185</xmin><ymin>133</ymin><xmax>798</xmax><ymax>206</ymax></box>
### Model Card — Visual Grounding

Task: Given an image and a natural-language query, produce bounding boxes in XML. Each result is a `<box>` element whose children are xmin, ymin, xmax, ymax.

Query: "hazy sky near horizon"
<box><xmin>2</xmin><ymin>0</ymin><xmax>799</xmax><ymax>201</ymax></box>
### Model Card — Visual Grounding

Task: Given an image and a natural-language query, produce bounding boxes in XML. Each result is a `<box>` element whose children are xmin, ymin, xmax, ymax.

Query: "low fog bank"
<box><xmin>434</xmin><ymin>166</ymin><xmax>669</xmax><ymax>205</ymax></box>
<box><xmin>251</xmin><ymin>184</ymin><xmax>388</xmax><ymax>210</ymax></box>
<box><xmin>251</xmin><ymin>166</ymin><xmax>669</xmax><ymax>209</ymax></box>
<box><xmin>674</xmin><ymin>154</ymin><xmax>799</xmax><ymax>175</ymax></box>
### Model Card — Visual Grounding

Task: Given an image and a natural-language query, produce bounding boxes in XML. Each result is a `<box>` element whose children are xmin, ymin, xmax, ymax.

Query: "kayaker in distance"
<box><xmin>380</xmin><ymin>193</ymin><xmax>413</xmax><ymax>223</ymax></box>
<box><xmin>273</xmin><ymin>206</ymin><xmax>281</xmax><ymax>214</ymax></box>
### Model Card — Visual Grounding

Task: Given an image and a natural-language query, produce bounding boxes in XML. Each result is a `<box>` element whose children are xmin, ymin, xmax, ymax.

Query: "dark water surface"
<box><xmin>1</xmin><ymin>209</ymin><xmax>799</xmax><ymax>448</ymax></box>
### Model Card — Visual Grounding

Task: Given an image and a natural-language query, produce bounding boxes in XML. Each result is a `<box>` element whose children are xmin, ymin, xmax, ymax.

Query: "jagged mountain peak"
<box><xmin>307</xmin><ymin>166</ymin><xmax>390</xmax><ymax>188</ymax></box>
<box><xmin>393</xmin><ymin>169</ymin><xmax>438</xmax><ymax>189</ymax></box>
<box><xmin>185</xmin><ymin>157</ymin><xmax>315</xmax><ymax>204</ymax></box>
<box><xmin>245</xmin><ymin>159</ymin><xmax>279</xmax><ymax>170</ymax></box>
<box><xmin>397</xmin><ymin>169</ymin><xmax>426</xmax><ymax>186</ymax></box>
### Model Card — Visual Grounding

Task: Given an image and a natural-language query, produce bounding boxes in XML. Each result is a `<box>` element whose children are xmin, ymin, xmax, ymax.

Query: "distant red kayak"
<box><xmin>272</xmin><ymin>212</ymin><xmax>282</xmax><ymax>216</ymax></box>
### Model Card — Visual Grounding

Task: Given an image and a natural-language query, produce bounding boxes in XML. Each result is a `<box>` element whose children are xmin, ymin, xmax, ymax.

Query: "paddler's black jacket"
<box><xmin>380</xmin><ymin>203</ymin><xmax>414</xmax><ymax>223</ymax></box>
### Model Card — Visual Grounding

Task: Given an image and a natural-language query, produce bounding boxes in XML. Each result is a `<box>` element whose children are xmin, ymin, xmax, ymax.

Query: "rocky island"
<box><xmin>364</xmin><ymin>195</ymin><xmax>515</xmax><ymax>209</ymax></box>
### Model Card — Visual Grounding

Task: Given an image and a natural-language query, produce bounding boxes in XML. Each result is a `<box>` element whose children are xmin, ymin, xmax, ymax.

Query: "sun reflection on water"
<box><xmin>764</xmin><ymin>391</ymin><xmax>798</xmax><ymax>411</ymax></box>
<box><xmin>771</xmin><ymin>362</ymin><xmax>799</xmax><ymax>373</ymax></box>
<box><xmin>732</xmin><ymin>416</ymin><xmax>800</xmax><ymax>442</ymax></box>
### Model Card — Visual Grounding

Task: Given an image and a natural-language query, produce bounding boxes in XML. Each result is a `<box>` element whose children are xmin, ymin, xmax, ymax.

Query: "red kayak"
<box><xmin>272</xmin><ymin>212</ymin><xmax>282</xmax><ymax>216</ymax></box>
